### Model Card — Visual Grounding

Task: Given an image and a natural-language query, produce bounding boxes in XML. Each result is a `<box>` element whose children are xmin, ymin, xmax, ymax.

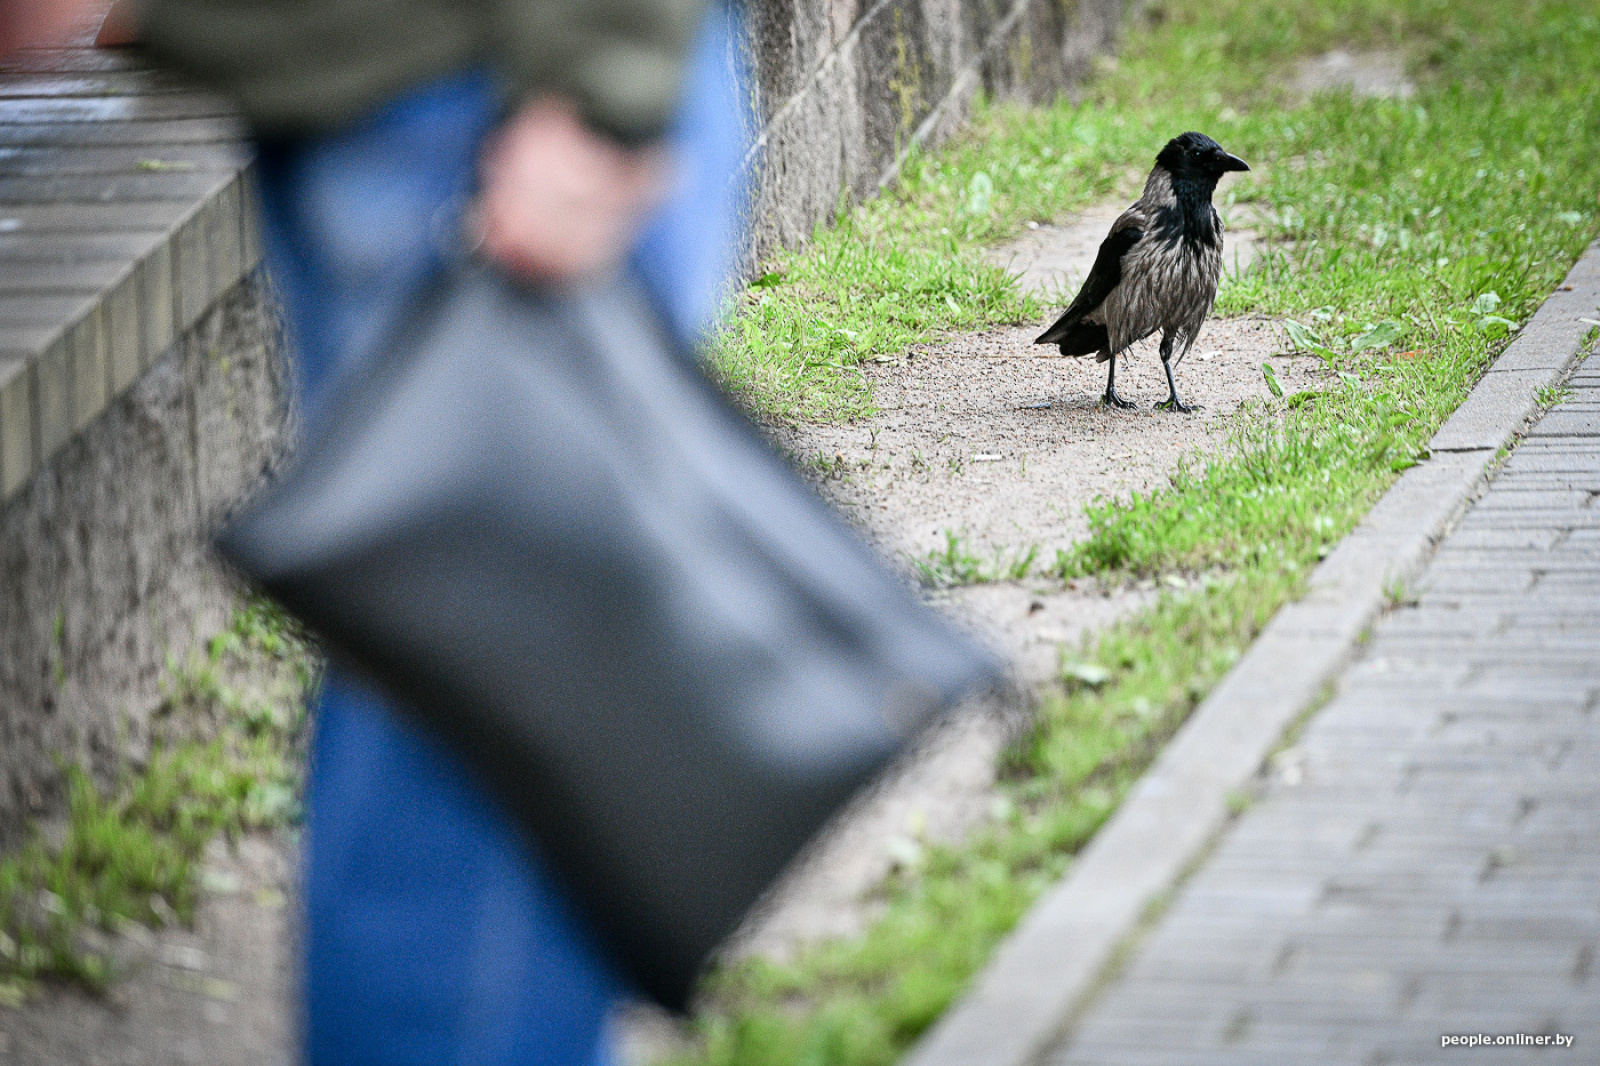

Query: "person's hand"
<box><xmin>477</xmin><ymin>97</ymin><xmax>667</xmax><ymax>284</ymax></box>
<box><xmin>0</xmin><ymin>0</ymin><xmax>102</xmax><ymax>57</ymax></box>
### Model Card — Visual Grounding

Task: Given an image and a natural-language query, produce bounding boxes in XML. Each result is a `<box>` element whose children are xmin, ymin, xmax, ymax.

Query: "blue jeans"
<box><xmin>251</xmin><ymin>12</ymin><xmax>747</xmax><ymax>1064</ymax></box>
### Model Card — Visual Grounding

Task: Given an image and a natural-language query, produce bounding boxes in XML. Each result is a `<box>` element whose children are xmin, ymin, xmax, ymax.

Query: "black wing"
<box><xmin>1034</xmin><ymin>224</ymin><xmax>1144</xmax><ymax>351</ymax></box>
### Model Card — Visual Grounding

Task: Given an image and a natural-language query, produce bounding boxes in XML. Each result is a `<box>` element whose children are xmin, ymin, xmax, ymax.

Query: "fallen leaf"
<box><xmin>1350</xmin><ymin>320</ymin><xmax>1405</xmax><ymax>352</ymax></box>
<box><xmin>1064</xmin><ymin>662</ymin><xmax>1112</xmax><ymax>687</ymax></box>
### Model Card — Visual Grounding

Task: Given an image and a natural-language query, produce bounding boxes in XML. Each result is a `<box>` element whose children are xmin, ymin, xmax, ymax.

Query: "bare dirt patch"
<box><xmin>1</xmin><ymin>832</ymin><xmax>296</xmax><ymax>1066</ymax></box>
<box><xmin>776</xmin><ymin>317</ymin><xmax>1316</xmax><ymax>564</ymax></box>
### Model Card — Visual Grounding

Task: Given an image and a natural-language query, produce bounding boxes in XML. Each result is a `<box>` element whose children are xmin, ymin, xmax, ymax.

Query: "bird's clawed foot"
<box><xmin>1102</xmin><ymin>388</ymin><xmax>1137</xmax><ymax>410</ymax></box>
<box><xmin>1157</xmin><ymin>395</ymin><xmax>1199</xmax><ymax>414</ymax></box>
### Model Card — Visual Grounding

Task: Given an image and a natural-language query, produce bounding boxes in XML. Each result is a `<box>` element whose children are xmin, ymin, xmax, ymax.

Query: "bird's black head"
<box><xmin>1155</xmin><ymin>132</ymin><xmax>1250</xmax><ymax>180</ymax></box>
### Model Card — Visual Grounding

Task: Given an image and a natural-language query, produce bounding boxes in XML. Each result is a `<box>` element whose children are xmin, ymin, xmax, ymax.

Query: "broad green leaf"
<box><xmin>1350</xmin><ymin>320</ymin><xmax>1405</xmax><ymax>352</ymax></box>
<box><xmin>1476</xmin><ymin>314</ymin><xmax>1517</xmax><ymax>337</ymax></box>
<box><xmin>1282</xmin><ymin>320</ymin><xmax>1323</xmax><ymax>352</ymax></box>
<box><xmin>1470</xmin><ymin>291</ymin><xmax>1502</xmax><ymax>315</ymax></box>
<box><xmin>966</xmin><ymin>171</ymin><xmax>994</xmax><ymax>215</ymax></box>
<box><xmin>1261</xmin><ymin>362</ymin><xmax>1284</xmax><ymax>397</ymax></box>
<box><xmin>1064</xmin><ymin>662</ymin><xmax>1112</xmax><ymax>687</ymax></box>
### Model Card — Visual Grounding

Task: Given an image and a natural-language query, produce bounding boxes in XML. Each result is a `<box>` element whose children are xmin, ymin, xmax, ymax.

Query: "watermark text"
<box><xmin>1441</xmin><ymin>1033</ymin><xmax>1574</xmax><ymax>1049</ymax></box>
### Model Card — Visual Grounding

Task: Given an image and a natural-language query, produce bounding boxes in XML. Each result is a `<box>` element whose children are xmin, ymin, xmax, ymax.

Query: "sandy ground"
<box><xmin>0</xmin><ymin>832</ymin><xmax>296</xmax><ymax>1066</ymax></box>
<box><xmin>775</xmin><ymin>316</ymin><xmax>1310</xmax><ymax>563</ymax></box>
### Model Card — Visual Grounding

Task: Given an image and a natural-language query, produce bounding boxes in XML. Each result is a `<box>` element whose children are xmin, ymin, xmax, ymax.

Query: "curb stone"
<box><xmin>899</xmin><ymin>240</ymin><xmax>1600</xmax><ymax>1066</ymax></box>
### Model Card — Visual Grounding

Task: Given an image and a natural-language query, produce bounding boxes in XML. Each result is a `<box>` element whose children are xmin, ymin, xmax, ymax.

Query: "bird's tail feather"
<box><xmin>1035</xmin><ymin>319</ymin><xmax>1108</xmax><ymax>357</ymax></box>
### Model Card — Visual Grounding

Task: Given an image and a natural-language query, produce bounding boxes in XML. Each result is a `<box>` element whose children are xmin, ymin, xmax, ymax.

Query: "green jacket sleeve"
<box><xmin>140</xmin><ymin>0</ymin><xmax>708</xmax><ymax>141</ymax></box>
<box><xmin>491</xmin><ymin>0</ymin><xmax>704</xmax><ymax>143</ymax></box>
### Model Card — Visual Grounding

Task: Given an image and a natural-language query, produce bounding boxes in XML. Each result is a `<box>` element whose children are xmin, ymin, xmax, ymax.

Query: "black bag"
<box><xmin>217</xmin><ymin>265</ymin><xmax>1000</xmax><ymax>1009</ymax></box>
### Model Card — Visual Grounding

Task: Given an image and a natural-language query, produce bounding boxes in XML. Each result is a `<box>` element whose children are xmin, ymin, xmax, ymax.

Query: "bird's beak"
<box><xmin>1220</xmin><ymin>152</ymin><xmax>1250</xmax><ymax>173</ymax></box>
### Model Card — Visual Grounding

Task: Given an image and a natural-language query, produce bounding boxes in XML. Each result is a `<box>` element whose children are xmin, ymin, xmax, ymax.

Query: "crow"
<box><xmin>1035</xmin><ymin>132</ymin><xmax>1249</xmax><ymax>412</ymax></box>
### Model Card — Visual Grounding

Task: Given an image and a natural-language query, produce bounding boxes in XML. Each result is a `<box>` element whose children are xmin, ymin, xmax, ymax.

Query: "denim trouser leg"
<box><xmin>251</xmin><ymin>11</ymin><xmax>747</xmax><ymax>1064</ymax></box>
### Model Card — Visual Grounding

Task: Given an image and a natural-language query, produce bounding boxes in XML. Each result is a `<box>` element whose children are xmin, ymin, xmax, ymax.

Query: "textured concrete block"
<box><xmin>104</xmin><ymin>263</ymin><xmax>141</xmax><ymax>394</ymax></box>
<box><xmin>135</xmin><ymin>235</ymin><xmax>175</xmax><ymax>368</ymax></box>
<box><xmin>0</xmin><ymin>274</ymin><xmax>287</xmax><ymax>837</ymax></box>
<box><xmin>172</xmin><ymin>171</ymin><xmax>243</xmax><ymax>331</ymax></box>
<box><xmin>32</xmin><ymin>331</ymin><xmax>70</xmax><ymax>457</ymax></box>
<box><xmin>190</xmin><ymin>271</ymin><xmax>288</xmax><ymax>528</ymax></box>
<box><xmin>0</xmin><ymin>116</ymin><xmax>247</xmax><ymax>149</ymax></box>
<box><xmin>239</xmin><ymin>166</ymin><xmax>263</xmax><ymax>272</ymax></box>
<box><xmin>0</xmin><ymin>354</ymin><xmax>32</xmax><ymax>496</ymax></box>
<box><xmin>66</xmin><ymin>305</ymin><xmax>107</xmax><ymax>432</ymax></box>
<box><xmin>0</xmin><ymin>91</ymin><xmax>235</xmax><ymax>124</ymax></box>
<box><xmin>1429</xmin><ymin>369</ymin><xmax>1547</xmax><ymax>452</ymax></box>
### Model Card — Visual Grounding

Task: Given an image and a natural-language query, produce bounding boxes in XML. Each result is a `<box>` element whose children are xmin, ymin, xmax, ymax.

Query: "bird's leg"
<box><xmin>1156</xmin><ymin>332</ymin><xmax>1197</xmax><ymax>413</ymax></box>
<box><xmin>1102</xmin><ymin>354</ymin><xmax>1135</xmax><ymax>409</ymax></box>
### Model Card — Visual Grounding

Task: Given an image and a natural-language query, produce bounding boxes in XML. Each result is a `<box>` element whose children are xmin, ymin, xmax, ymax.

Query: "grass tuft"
<box><xmin>914</xmin><ymin>531</ymin><xmax>1039</xmax><ymax>587</ymax></box>
<box><xmin>0</xmin><ymin>599</ymin><xmax>313</xmax><ymax>996</ymax></box>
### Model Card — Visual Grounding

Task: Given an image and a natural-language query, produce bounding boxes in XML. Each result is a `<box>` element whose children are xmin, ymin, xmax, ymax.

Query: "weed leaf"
<box><xmin>965</xmin><ymin>171</ymin><xmax>994</xmax><ymax>215</ymax></box>
<box><xmin>1260</xmin><ymin>362</ymin><xmax>1284</xmax><ymax>397</ymax></box>
<box><xmin>1349</xmin><ymin>321</ymin><xmax>1405</xmax><ymax>352</ymax></box>
<box><xmin>1063</xmin><ymin>662</ymin><xmax>1112</xmax><ymax>687</ymax></box>
<box><xmin>1476</xmin><ymin>314</ymin><xmax>1517</xmax><ymax>337</ymax></box>
<box><xmin>1282</xmin><ymin>320</ymin><xmax>1323</xmax><ymax>352</ymax></box>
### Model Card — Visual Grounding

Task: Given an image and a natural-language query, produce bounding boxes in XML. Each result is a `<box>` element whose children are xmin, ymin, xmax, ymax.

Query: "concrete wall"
<box><xmin>739</xmin><ymin>0</ymin><xmax>1123</xmax><ymax>260</ymax></box>
<box><xmin>0</xmin><ymin>275</ymin><xmax>288</xmax><ymax>839</ymax></box>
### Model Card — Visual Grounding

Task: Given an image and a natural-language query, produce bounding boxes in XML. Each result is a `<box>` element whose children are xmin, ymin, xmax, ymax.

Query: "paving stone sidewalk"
<box><xmin>1049</xmin><ymin>352</ymin><xmax>1600</xmax><ymax>1064</ymax></box>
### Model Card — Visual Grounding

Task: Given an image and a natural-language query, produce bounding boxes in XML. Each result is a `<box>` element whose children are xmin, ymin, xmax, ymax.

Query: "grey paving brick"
<box><xmin>1437</xmin><ymin>527</ymin><xmax>1567</xmax><ymax>551</ymax></box>
<box><xmin>1046</xmin><ymin>358</ymin><xmax>1600</xmax><ymax>1065</ymax></box>
<box><xmin>1465</xmin><ymin>488</ymin><xmax>1595</xmax><ymax>510</ymax></box>
<box><xmin>1527</xmin><ymin>409</ymin><xmax>1600</xmax><ymax>437</ymax></box>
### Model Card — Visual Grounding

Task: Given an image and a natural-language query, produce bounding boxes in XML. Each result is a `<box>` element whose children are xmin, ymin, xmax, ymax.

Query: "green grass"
<box><xmin>0</xmin><ymin>600</ymin><xmax>313</xmax><ymax>999</ymax></box>
<box><xmin>684</xmin><ymin>0</ymin><xmax>1600</xmax><ymax>1062</ymax></box>
<box><xmin>914</xmin><ymin>530</ymin><xmax>1039</xmax><ymax>588</ymax></box>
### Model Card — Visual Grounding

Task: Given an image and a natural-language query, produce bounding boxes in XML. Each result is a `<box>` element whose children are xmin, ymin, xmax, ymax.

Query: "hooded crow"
<box><xmin>1035</xmin><ymin>132</ymin><xmax>1249</xmax><ymax>411</ymax></box>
